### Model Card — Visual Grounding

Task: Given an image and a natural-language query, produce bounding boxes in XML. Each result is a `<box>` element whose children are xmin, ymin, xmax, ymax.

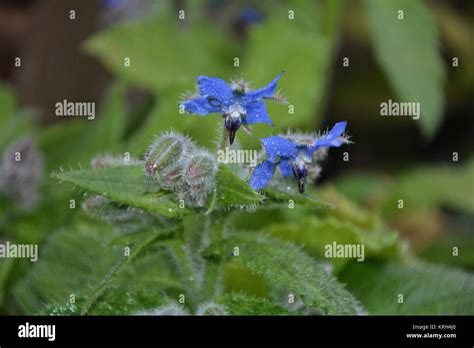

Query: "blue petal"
<box><xmin>240</xmin><ymin>71</ymin><xmax>284</xmax><ymax>105</ymax></box>
<box><xmin>242</xmin><ymin>102</ymin><xmax>273</xmax><ymax>125</ymax></box>
<box><xmin>261</xmin><ymin>136</ymin><xmax>298</xmax><ymax>163</ymax></box>
<box><xmin>279</xmin><ymin>159</ymin><xmax>293</xmax><ymax>178</ymax></box>
<box><xmin>308</xmin><ymin>121</ymin><xmax>348</xmax><ymax>153</ymax></box>
<box><xmin>181</xmin><ymin>97</ymin><xmax>221</xmax><ymax>115</ymax></box>
<box><xmin>197</xmin><ymin>76</ymin><xmax>234</xmax><ymax>106</ymax></box>
<box><xmin>250</xmin><ymin>160</ymin><xmax>276</xmax><ymax>190</ymax></box>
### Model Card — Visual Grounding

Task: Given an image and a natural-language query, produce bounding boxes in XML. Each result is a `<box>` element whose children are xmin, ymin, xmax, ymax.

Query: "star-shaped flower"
<box><xmin>250</xmin><ymin>121</ymin><xmax>351</xmax><ymax>193</ymax></box>
<box><xmin>180</xmin><ymin>72</ymin><xmax>285</xmax><ymax>145</ymax></box>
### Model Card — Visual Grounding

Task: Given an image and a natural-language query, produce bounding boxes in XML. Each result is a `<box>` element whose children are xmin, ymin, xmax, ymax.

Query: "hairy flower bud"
<box><xmin>182</xmin><ymin>151</ymin><xmax>218</xmax><ymax>187</ymax></box>
<box><xmin>135</xmin><ymin>303</ymin><xmax>189</xmax><ymax>316</ymax></box>
<box><xmin>196</xmin><ymin>302</ymin><xmax>228</xmax><ymax>316</ymax></box>
<box><xmin>144</xmin><ymin>132</ymin><xmax>195</xmax><ymax>189</ymax></box>
<box><xmin>180</xmin><ymin>150</ymin><xmax>218</xmax><ymax>207</ymax></box>
<box><xmin>0</xmin><ymin>137</ymin><xmax>43</xmax><ymax>210</ymax></box>
<box><xmin>159</xmin><ymin>164</ymin><xmax>183</xmax><ymax>190</ymax></box>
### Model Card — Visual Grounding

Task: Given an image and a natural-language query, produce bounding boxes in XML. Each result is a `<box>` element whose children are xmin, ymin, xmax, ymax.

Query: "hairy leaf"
<box><xmin>204</xmin><ymin>233</ymin><xmax>358</xmax><ymax>314</ymax></box>
<box><xmin>266</xmin><ymin>216</ymin><xmax>401</xmax><ymax>271</ymax></box>
<box><xmin>44</xmin><ymin>287</ymin><xmax>171</xmax><ymax>315</ymax></box>
<box><xmin>14</xmin><ymin>220</ymin><xmax>179</xmax><ymax>314</ymax></box>
<box><xmin>214</xmin><ymin>165</ymin><xmax>264</xmax><ymax>209</ymax></box>
<box><xmin>263</xmin><ymin>187</ymin><xmax>333</xmax><ymax>211</ymax></box>
<box><xmin>217</xmin><ymin>292</ymin><xmax>294</xmax><ymax>316</ymax></box>
<box><xmin>13</xmin><ymin>222</ymin><xmax>124</xmax><ymax>313</ymax></box>
<box><xmin>339</xmin><ymin>260</ymin><xmax>474</xmax><ymax>314</ymax></box>
<box><xmin>54</xmin><ymin>165</ymin><xmax>192</xmax><ymax>218</ymax></box>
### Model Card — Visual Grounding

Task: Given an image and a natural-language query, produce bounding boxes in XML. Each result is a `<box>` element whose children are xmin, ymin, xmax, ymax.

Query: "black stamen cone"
<box><xmin>292</xmin><ymin>163</ymin><xmax>308</xmax><ymax>193</ymax></box>
<box><xmin>297</xmin><ymin>178</ymin><xmax>306</xmax><ymax>193</ymax></box>
<box><xmin>225</xmin><ymin>116</ymin><xmax>241</xmax><ymax>145</ymax></box>
<box><xmin>228</xmin><ymin>130</ymin><xmax>236</xmax><ymax>145</ymax></box>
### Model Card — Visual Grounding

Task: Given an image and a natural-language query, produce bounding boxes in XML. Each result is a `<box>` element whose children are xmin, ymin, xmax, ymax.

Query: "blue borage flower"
<box><xmin>180</xmin><ymin>72</ymin><xmax>286</xmax><ymax>145</ymax></box>
<box><xmin>250</xmin><ymin>121</ymin><xmax>351</xmax><ymax>193</ymax></box>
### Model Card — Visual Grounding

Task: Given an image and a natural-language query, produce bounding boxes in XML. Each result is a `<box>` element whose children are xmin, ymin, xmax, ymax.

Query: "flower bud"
<box><xmin>159</xmin><ymin>164</ymin><xmax>183</xmax><ymax>190</ymax></box>
<box><xmin>181</xmin><ymin>150</ymin><xmax>218</xmax><ymax>207</ymax></box>
<box><xmin>0</xmin><ymin>137</ymin><xmax>43</xmax><ymax>210</ymax></box>
<box><xmin>196</xmin><ymin>302</ymin><xmax>228</xmax><ymax>316</ymax></box>
<box><xmin>135</xmin><ymin>303</ymin><xmax>189</xmax><ymax>316</ymax></box>
<box><xmin>144</xmin><ymin>132</ymin><xmax>193</xmax><ymax>176</ymax></box>
<box><xmin>182</xmin><ymin>151</ymin><xmax>218</xmax><ymax>187</ymax></box>
<box><xmin>144</xmin><ymin>132</ymin><xmax>195</xmax><ymax>189</ymax></box>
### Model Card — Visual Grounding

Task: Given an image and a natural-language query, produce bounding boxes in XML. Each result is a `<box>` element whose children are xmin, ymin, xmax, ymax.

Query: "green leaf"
<box><xmin>382</xmin><ymin>160</ymin><xmax>474</xmax><ymax>215</ymax></box>
<box><xmin>333</xmin><ymin>172</ymin><xmax>394</xmax><ymax>207</ymax></box>
<box><xmin>418</xmin><ymin>235</ymin><xmax>474</xmax><ymax>269</ymax></box>
<box><xmin>267</xmin><ymin>186</ymin><xmax>383</xmax><ymax>232</ymax></box>
<box><xmin>333</xmin><ymin>160</ymin><xmax>474</xmax><ymax>217</ymax></box>
<box><xmin>79</xmin><ymin>226</ymin><xmax>176</xmax><ymax>315</ymax></box>
<box><xmin>53</xmin><ymin>164</ymin><xmax>263</xmax><ymax>217</ymax></box>
<box><xmin>44</xmin><ymin>287</ymin><xmax>170</xmax><ymax>315</ymax></box>
<box><xmin>204</xmin><ymin>233</ymin><xmax>358</xmax><ymax>314</ymax></box>
<box><xmin>266</xmin><ymin>216</ymin><xmax>401</xmax><ymax>271</ymax></box>
<box><xmin>54</xmin><ymin>165</ymin><xmax>192</xmax><ymax>218</ymax></box>
<box><xmin>263</xmin><ymin>187</ymin><xmax>332</xmax><ymax>211</ymax></box>
<box><xmin>217</xmin><ymin>292</ymin><xmax>294</xmax><ymax>315</ymax></box>
<box><xmin>0</xmin><ymin>257</ymin><xmax>14</xmax><ymax>307</ymax></box>
<box><xmin>13</xmin><ymin>221</ymin><xmax>124</xmax><ymax>313</ymax></box>
<box><xmin>364</xmin><ymin>0</ymin><xmax>445</xmax><ymax>137</ymax></box>
<box><xmin>84</xmin><ymin>16</ymin><xmax>231</xmax><ymax>94</ymax></box>
<box><xmin>318</xmin><ymin>186</ymin><xmax>386</xmax><ymax>231</ymax></box>
<box><xmin>222</xmin><ymin>261</ymin><xmax>269</xmax><ymax>298</ymax></box>
<box><xmin>214</xmin><ymin>165</ymin><xmax>264</xmax><ymax>209</ymax></box>
<box><xmin>13</xmin><ymin>220</ymin><xmax>179</xmax><ymax>314</ymax></box>
<box><xmin>339</xmin><ymin>260</ymin><xmax>474</xmax><ymax>314</ymax></box>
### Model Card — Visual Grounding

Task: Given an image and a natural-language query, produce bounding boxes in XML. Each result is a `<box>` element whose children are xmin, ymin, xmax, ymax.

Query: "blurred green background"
<box><xmin>0</xmin><ymin>0</ymin><xmax>473</xmax><ymax>315</ymax></box>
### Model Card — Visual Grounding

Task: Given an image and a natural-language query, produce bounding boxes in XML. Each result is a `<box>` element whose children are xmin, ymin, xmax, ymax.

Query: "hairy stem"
<box><xmin>201</xmin><ymin>213</ymin><xmax>227</xmax><ymax>300</ymax></box>
<box><xmin>80</xmin><ymin>227</ymin><xmax>176</xmax><ymax>315</ymax></box>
